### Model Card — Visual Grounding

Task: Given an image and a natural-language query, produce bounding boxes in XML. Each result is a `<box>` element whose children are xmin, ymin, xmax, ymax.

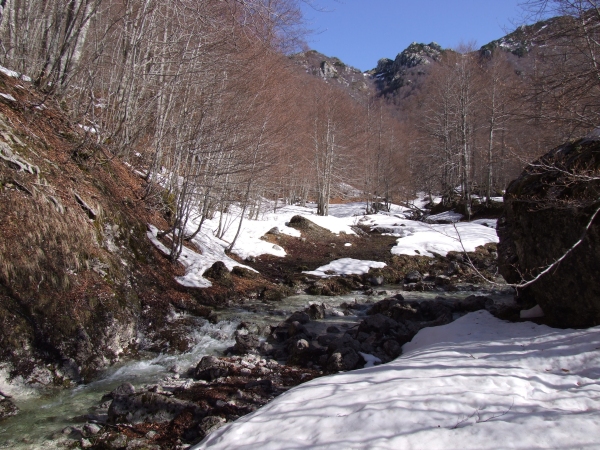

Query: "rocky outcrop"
<box><xmin>371</xmin><ymin>42</ymin><xmax>443</xmax><ymax>94</ymax></box>
<box><xmin>498</xmin><ymin>132</ymin><xmax>600</xmax><ymax>327</ymax></box>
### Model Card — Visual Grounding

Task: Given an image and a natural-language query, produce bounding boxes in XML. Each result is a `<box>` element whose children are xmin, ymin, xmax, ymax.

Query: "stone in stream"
<box><xmin>233</xmin><ymin>332</ymin><xmax>260</xmax><ymax>354</ymax></box>
<box><xmin>306</xmin><ymin>303</ymin><xmax>326</xmax><ymax>320</ymax></box>
<box><xmin>0</xmin><ymin>393</ymin><xmax>18</xmax><ymax>419</ymax></box>
<box><xmin>194</xmin><ymin>355</ymin><xmax>230</xmax><ymax>381</ymax></box>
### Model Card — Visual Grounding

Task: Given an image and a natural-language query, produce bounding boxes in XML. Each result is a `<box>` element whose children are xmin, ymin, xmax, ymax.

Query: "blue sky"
<box><xmin>300</xmin><ymin>0</ymin><xmax>529</xmax><ymax>71</ymax></box>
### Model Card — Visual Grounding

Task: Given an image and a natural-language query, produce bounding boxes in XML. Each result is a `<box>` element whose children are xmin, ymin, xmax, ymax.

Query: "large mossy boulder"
<box><xmin>497</xmin><ymin>132</ymin><xmax>600</xmax><ymax>328</ymax></box>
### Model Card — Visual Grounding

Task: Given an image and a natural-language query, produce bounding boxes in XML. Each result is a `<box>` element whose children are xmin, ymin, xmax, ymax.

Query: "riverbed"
<box><xmin>0</xmin><ymin>287</ymin><xmax>512</xmax><ymax>449</ymax></box>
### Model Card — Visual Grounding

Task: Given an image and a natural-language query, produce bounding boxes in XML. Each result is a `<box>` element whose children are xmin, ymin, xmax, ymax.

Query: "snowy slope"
<box><xmin>194</xmin><ymin>311</ymin><xmax>600</xmax><ymax>449</ymax></box>
<box><xmin>148</xmin><ymin>201</ymin><xmax>499</xmax><ymax>287</ymax></box>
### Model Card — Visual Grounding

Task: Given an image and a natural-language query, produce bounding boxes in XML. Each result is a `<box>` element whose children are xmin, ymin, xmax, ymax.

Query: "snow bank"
<box><xmin>146</xmin><ymin>199</ymin><xmax>497</xmax><ymax>287</ymax></box>
<box><xmin>195</xmin><ymin>311</ymin><xmax>600</xmax><ymax>449</ymax></box>
<box><xmin>0</xmin><ymin>65</ymin><xmax>31</xmax><ymax>82</ymax></box>
<box><xmin>146</xmin><ymin>225</ymin><xmax>255</xmax><ymax>288</ymax></box>
<box><xmin>391</xmin><ymin>222</ymin><xmax>498</xmax><ymax>257</ymax></box>
<box><xmin>303</xmin><ymin>258</ymin><xmax>386</xmax><ymax>277</ymax></box>
<box><xmin>359</xmin><ymin>213</ymin><xmax>498</xmax><ymax>257</ymax></box>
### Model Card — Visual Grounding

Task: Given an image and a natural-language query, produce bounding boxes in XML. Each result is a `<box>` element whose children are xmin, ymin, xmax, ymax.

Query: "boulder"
<box><xmin>326</xmin><ymin>348</ymin><xmax>362</xmax><ymax>372</ymax></box>
<box><xmin>404</xmin><ymin>271</ymin><xmax>422</xmax><ymax>283</ymax></box>
<box><xmin>286</xmin><ymin>311</ymin><xmax>310</xmax><ymax>324</ymax></box>
<box><xmin>358</xmin><ymin>314</ymin><xmax>399</xmax><ymax>334</ymax></box>
<box><xmin>203</xmin><ymin>261</ymin><xmax>233</xmax><ymax>287</ymax></box>
<box><xmin>305</xmin><ymin>303</ymin><xmax>326</xmax><ymax>320</ymax></box>
<box><xmin>498</xmin><ymin>133</ymin><xmax>600</xmax><ymax>327</ymax></box>
<box><xmin>194</xmin><ymin>355</ymin><xmax>230</xmax><ymax>381</ymax></box>
<box><xmin>233</xmin><ymin>332</ymin><xmax>260</xmax><ymax>354</ymax></box>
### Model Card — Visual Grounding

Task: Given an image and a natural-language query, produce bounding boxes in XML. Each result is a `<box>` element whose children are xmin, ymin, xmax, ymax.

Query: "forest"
<box><xmin>1</xmin><ymin>0</ymin><xmax>599</xmax><ymax>259</ymax></box>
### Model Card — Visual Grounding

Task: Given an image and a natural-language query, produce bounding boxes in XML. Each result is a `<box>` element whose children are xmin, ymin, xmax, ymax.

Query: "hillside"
<box><xmin>0</xmin><ymin>69</ymin><xmax>292</xmax><ymax>386</ymax></box>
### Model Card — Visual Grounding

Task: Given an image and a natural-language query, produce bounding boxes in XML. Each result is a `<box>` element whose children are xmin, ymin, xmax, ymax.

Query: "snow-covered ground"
<box><xmin>194</xmin><ymin>311</ymin><xmax>600</xmax><ymax>450</ymax></box>
<box><xmin>147</xmin><ymin>201</ymin><xmax>499</xmax><ymax>287</ymax></box>
<box><xmin>303</xmin><ymin>258</ymin><xmax>386</xmax><ymax>277</ymax></box>
<box><xmin>359</xmin><ymin>212</ymin><xmax>498</xmax><ymax>257</ymax></box>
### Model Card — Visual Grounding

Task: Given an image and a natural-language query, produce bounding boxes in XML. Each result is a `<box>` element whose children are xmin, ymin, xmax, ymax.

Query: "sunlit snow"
<box><xmin>195</xmin><ymin>311</ymin><xmax>600</xmax><ymax>450</ymax></box>
<box><xmin>147</xmin><ymin>199</ymin><xmax>498</xmax><ymax>287</ymax></box>
<box><xmin>303</xmin><ymin>257</ymin><xmax>386</xmax><ymax>277</ymax></box>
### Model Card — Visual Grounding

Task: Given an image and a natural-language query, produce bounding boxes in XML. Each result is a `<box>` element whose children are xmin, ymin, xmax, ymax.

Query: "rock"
<box><xmin>287</xmin><ymin>321</ymin><xmax>307</xmax><ymax>337</ymax></box>
<box><xmin>305</xmin><ymin>303</ymin><xmax>325</xmax><ymax>320</ymax></box>
<box><xmin>317</xmin><ymin>334</ymin><xmax>338</xmax><ymax>346</ymax></box>
<box><xmin>231</xmin><ymin>266</ymin><xmax>258</xmax><ymax>279</ymax></box>
<box><xmin>326</xmin><ymin>325</ymin><xmax>341</xmax><ymax>334</ymax></box>
<box><xmin>382</xmin><ymin>339</ymin><xmax>403</xmax><ymax>358</ymax></box>
<box><xmin>367</xmin><ymin>296</ymin><xmax>403</xmax><ymax>315</ymax></box>
<box><xmin>456</xmin><ymin>295</ymin><xmax>492</xmax><ymax>312</ymax></box>
<box><xmin>200</xmin><ymin>416</ymin><xmax>227</xmax><ymax>437</ymax></box>
<box><xmin>358</xmin><ymin>314</ymin><xmax>398</xmax><ymax>334</ymax></box>
<box><xmin>203</xmin><ymin>261</ymin><xmax>233</xmax><ymax>287</ymax></box>
<box><xmin>108</xmin><ymin>392</ymin><xmax>195</xmax><ymax>424</ymax></box>
<box><xmin>404</xmin><ymin>271</ymin><xmax>422</xmax><ymax>283</ymax></box>
<box><xmin>326</xmin><ymin>348</ymin><xmax>362</xmax><ymax>372</ymax></box>
<box><xmin>194</xmin><ymin>356</ymin><xmax>229</xmax><ymax>381</ymax></box>
<box><xmin>101</xmin><ymin>382</ymin><xmax>135</xmax><ymax>402</ymax></box>
<box><xmin>0</xmin><ymin>394</ymin><xmax>18</xmax><ymax>419</ymax></box>
<box><xmin>498</xmin><ymin>132</ymin><xmax>600</xmax><ymax>327</ymax></box>
<box><xmin>285</xmin><ymin>311</ymin><xmax>310</xmax><ymax>324</ymax></box>
<box><xmin>295</xmin><ymin>338</ymin><xmax>310</xmax><ymax>350</ymax></box>
<box><xmin>82</xmin><ymin>423</ymin><xmax>102</xmax><ymax>437</ymax></box>
<box><xmin>435</xmin><ymin>275</ymin><xmax>451</xmax><ymax>286</ymax></box>
<box><xmin>368</xmin><ymin>275</ymin><xmax>385</xmax><ymax>286</ymax></box>
<box><xmin>388</xmin><ymin>302</ymin><xmax>420</xmax><ymax>322</ymax></box>
<box><xmin>445</xmin><ymin>261</ymin><xmax>461</xmax><ymax>276</ymax></box>
<box><xmin>320</xmin><ymin>60</ymin><xmax>339</xmax><ymax>78</ymax></box>
<box><xmin>327</xmin><ymin>334</ymin><xmax>360</xmax><ymax>353</ymax></box>
<box><xmin>234</xmin><ymin>332</ymin><xmax>260</xmax><ymax>354</ymax></box>
<box><xmin>288</xmin><ymin>215</ymin><xmax>316</xmax><ymax>230</ymax></box>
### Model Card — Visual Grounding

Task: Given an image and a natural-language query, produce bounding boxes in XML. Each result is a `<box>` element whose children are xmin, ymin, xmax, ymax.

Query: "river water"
<box><xmin>0</xmin><ymin>288</ymin><xmax>510</xmax><ymax>449</ymax></box>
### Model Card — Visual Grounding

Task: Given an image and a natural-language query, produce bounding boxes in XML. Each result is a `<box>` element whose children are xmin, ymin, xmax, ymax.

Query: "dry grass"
<box><xmin>0</xmin><ymin>186</ymin><xmax>100</xmax><ymax>292</ymax></box>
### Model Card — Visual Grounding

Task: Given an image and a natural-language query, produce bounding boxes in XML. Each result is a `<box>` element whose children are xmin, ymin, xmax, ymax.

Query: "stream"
<box><xmin>0</xmin><ymin>287</ymin><xmax>511</xmax><ymax>449</ymax></box>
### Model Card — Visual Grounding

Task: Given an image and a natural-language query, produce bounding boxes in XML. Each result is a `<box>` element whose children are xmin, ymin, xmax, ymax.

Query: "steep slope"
<box><xmin>0</xmin><ymin>69</ymin><xmax>214</xmax><ymax>384</ymax></box>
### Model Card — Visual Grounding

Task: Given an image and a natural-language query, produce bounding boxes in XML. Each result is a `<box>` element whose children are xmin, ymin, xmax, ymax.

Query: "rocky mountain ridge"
<box><xmin>295</xmin><ymin>16</ymin><xmax>571</xmax><ymax>102</ymax></box>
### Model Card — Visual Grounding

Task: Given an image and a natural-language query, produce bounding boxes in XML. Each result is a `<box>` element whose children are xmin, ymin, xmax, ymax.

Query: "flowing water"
<box><xmin>0</xmin><ymin>288</ymin><xmax>510</xmax><ymax>448</ymax></box>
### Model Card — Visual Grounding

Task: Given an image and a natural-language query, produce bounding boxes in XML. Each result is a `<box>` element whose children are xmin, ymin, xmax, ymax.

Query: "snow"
<box><xmin>78</xmin><ymin>124</ymin><xmax>98</xmax><ymax>134</ymax></box>
<box><xmin>146</xmin><ymin>196</ymin><xmax>497</xmax><ymax>287</ymax></box>
<box><xmin>146</xmin><ymin>225</ymin><xmax>256</xmax><ymax>288</ymax></box>
<box><xmin>426</xmin><ymin>210</ymin><xmax>463</xmax><ymax>223</ymax></box>
<box><xmin>359</xmin><ymin>213</ymin><xmax>498</xmax><ymax>257</ymax></box>
<box><xmin>0</xmin><ymin>65</ymin><xmax>31</xmax><ymax>82</ymax></box>
<box><xmin>194</xmin><ymin>311</ymin><xmax>600</xmax><ymax>450</ymax></box>
<box><xmin>303</xmin><ymin>258</ymin><xmax>386</xmax><ymax>277</ymax></box>
<box><xmin>0</xmin><ymin>93</ymin><xmax>16</xmax><ymax>102</ymax></box>
<box><xmin>391</xmin><ymin>222</ymin><xmax>497</xmax><ymax>257</ymax></box>
<box><xmin>0</xmin><ymin>66</ymin><xmax>20</xmax><ymax>79</ymax></box>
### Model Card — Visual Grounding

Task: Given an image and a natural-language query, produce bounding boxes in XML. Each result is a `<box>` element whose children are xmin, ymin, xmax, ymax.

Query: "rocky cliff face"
<box><xmin>289</xmin><ymin>50</ymin><xmax>372</xmax><ymax>96</ymax></box>
<box><xmin>368</xmin><ymin>42</ymin><xmax>443</xmax><ymax>96</ymax></box>
<box><xmin>497</xmin><ymin>132</ymin><xmax>600</xmax><ymax>328</ymax></box>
